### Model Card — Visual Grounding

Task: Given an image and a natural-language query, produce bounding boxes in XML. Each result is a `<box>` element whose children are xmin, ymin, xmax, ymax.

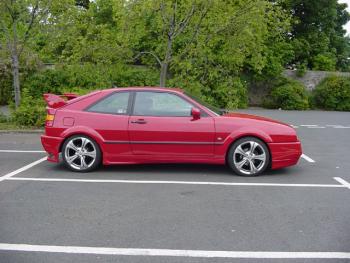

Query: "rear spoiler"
<box><xmin>43</xmin><ymin>93</ymin><xmax>78</xmax><ymax>108</ymax></box>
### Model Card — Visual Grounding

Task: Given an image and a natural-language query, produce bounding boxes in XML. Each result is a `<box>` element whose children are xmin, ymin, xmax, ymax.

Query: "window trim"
<box><xmin>131</xmin><ymin>90</ymin><xmax>209</xmax><ymax>118</ymax></box>
<box><xmin>84</xmin><ymin>91</ymin><xmax>132</xmax><ymax>116</ymax></box>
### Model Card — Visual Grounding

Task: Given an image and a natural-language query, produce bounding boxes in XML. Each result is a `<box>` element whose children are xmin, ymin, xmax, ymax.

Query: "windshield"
<box><xmin>184</xmin><ymin>92</ymin><xmax>222</xmax><ymax>116</ymax></box>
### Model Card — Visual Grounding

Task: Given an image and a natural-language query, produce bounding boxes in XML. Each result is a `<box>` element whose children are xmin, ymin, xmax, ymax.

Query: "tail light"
<box><xmin>45</xmin><ymin>108</ymin><xmax>56</xmax><ymax>127</ymax></box>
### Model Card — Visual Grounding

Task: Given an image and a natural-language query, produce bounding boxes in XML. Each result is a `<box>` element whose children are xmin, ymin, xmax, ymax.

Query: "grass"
<box><xmin>0</xmin><ymin>122</ymin><xmax>42</xmax><ymax>130</ymax></box>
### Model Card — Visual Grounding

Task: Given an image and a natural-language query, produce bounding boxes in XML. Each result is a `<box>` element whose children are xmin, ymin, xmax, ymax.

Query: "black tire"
<box><xmin>227</xmin><ymin>137</ymin><xmax>270</xmax><ymax>176</ymax></box>
<box><xmin>62</xmin><ymin>135</ymin><xmax>102</xmax><ymax>172</ymax></box>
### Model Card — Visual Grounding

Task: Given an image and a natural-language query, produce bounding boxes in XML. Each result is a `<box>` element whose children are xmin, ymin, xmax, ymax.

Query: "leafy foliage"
<box><xmin>264</xmin><ymin>77</ymin><xmax>309</xmax><ymax>110</ymax></box>
<box><xmin>1</xmin><ymin>0</ymin><xmax>350</xmax><ymax>120</ymax></box>
<box><xmin>10</xmin><ymin>89</ymin><xmax>46</xmax><ymax>127</ymax></box>
<box><xmin>23</xmin><ymin>64</ymin><xmax>159</xmax><ymax>98</ymax></box>
<box><xmin>313</xmin><ymin>76</ymin><xmax>350</xmax><ymax>111</ymax></box>
<box><xmin>284</xmin><ymin>0</ymin><xmax>350</xmax><ymax>71</ymax></box>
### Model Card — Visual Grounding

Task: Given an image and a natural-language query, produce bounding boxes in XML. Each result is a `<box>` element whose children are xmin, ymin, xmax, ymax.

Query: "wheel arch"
<box><xmin>58</xmin><ymin>126</ymin><xmax>104</xmax><ymax>153</ymax></box>
<box><xmin>224</xmin><ymin>134</ymin><xmax>272</xmax><ymax>167</ymax></box>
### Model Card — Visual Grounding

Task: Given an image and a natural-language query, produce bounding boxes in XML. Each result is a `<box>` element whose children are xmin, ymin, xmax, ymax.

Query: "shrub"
<box><xmin>0</xmin><ymin>112</ymin><xmax>8</xmax><ymax>123</ymax></box>
<box><xmin>296</xmin><ymin>62</ymin><xmax>307</xmax><ymax>77</ymax></box>
<box><xmin>264</xmin><ymin>77</ymin><xmax>309</xmax><ymax>110</ymax></box>
<box><xmin>168</xmin><ymin>76</ymin><xmax>248</xmax><ymax>110</ymax></box>
<box><xmin>0</xmin><ymin>66</ymin><xmax>13</xmax><ymax>105</ymax></box>
<box><xmin>312</xmin><ymin>54</ymin><xmax>336</xmax><ymax>71</ymax></box>
<box><xmin>11</xmin><ymin>89</ymin><xmax>46</xmax><ymax>127</ymax></box>
<box><xmin>313</xmin><ymin>76</ymin><xmax>350</xmax><ymax>111</ymax></box>
<box><xmin>23</xmin><ymin>64</ymin><xmax>159</xmax><ymax>98</ymax></box>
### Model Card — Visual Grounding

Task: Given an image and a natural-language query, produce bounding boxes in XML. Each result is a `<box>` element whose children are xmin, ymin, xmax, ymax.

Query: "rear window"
<box><xmin>87</xmin><ymin>92</ymin><xmax>130</xmax><ymax>115</ymax></box>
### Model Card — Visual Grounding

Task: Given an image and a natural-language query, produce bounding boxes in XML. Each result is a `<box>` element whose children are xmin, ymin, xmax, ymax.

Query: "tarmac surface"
<box><xmin>0</xmin><ymin>109</ymin><xmax>349</xmax><ymax>263</ymax></box>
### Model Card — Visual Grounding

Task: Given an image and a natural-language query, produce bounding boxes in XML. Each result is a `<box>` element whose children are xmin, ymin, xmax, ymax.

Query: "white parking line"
<box><xmin>293</xmin><ymin>124</ymin><xmax>350</xmax><ymax>129</ymax></box>
<box><xmin>0</xmin><ymin>243</ymin><xmax>349</xmax><ymax>259</ymax></box>
<box><xmin>0</xmin><ymin>157</ymin><xmax>47</xmax><ymax>182</ymax></box>
<box><xmin>301</xmin><ymin>154</ymin><xmax>315</xmax><ymax>163</ymax></box>
<box><xmin>334</xmin><ymin>177</ymin><xmax>350</xmax><ymax>190</ymax></box>
<box><xmin>6</xmin><ymin>177</ymin><xmax>346</xmax><ymax>189</ymax></box>
<box><xmin>0</xmin><ymin>150</ymin><xmax>45</xmax><ymax>153</ymax></box>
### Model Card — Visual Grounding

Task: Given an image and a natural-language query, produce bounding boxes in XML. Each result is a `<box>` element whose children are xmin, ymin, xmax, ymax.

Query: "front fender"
<box><xmin>215</xmin><ymin>128</ymin><xmax>273</xmax><ymax>157</ymax></box>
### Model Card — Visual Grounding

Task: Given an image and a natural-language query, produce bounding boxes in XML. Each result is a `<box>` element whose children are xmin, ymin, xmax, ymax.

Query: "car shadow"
<box><xmin>51</xmin><ymin>161</ymin><xmax>295</xmax><ymax>179</ymax></box>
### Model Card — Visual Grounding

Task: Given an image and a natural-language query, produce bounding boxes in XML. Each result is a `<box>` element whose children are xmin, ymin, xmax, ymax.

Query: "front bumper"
<box><xmin>268</xmin><ymin>141</ymin><xmax>302</xmax><ymax>170</ymax></box>
<box><xmin>41</xmin><ymin>135</ymin><xmax>64</xmax><ymax>162</ymax></box>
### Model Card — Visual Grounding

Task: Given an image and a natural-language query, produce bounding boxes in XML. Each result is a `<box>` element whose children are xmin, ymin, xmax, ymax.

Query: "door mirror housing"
<box><xmin>191</xmin><ymin>107</ymin><xmax>201</xmax><ymax>120</ymax></box>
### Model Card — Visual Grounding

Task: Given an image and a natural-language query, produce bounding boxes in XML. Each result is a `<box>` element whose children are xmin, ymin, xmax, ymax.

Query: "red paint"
<box><xmin>41</xmin><ymin>87</ymin><xmax>302</xmax><ymax>170</ymax></box>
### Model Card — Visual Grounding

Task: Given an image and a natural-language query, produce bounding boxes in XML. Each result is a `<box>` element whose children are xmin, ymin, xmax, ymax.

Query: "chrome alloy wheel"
<box><xmin>64</xmin><ymin>137</ymin><xmax>97</xmax><ymax>170</ymax></box>
<box><xmin>233</xmin><ymin>141</ymin><xmax>266</xmax><ymax>175</ymax></box>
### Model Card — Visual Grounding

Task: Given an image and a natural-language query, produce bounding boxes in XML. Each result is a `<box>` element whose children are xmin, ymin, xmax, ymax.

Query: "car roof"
<box><xmin>101</xmin><ymin>87</ymin><xmax>184</xmax><ymax>94</ymax></box>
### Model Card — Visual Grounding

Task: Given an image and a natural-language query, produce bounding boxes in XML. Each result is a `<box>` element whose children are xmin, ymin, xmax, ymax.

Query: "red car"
<box><xmin>41</xmin><ymin>87</ymin><xmax>302</xmax><ymax>176</ymax></box>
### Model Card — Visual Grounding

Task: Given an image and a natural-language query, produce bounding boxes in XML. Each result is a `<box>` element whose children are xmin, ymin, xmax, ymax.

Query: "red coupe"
<box><xmin>41</xmin><ymin>87</ymin><xmax>302</xmax><ymax>176</ymax></box>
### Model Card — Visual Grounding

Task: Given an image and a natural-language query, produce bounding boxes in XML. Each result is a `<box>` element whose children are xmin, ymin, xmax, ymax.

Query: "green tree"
<box><xmin>0</xmin><ymin>0</ymin><xmax>51</xmax><ymax>108</ymax></box>
<box><xmin>284</xmin><ymin>0</ymin><xmax>350</xmax><ymax>71</ymax></box>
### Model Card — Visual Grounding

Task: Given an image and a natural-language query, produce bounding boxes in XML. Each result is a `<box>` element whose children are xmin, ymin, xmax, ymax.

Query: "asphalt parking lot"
<box><xmin>0</xmin><ymin>109</ymin><xmax>349</xmax><ymax>263</ymax></box>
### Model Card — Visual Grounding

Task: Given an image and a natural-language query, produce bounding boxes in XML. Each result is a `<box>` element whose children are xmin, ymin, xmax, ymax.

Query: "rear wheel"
<box><xmin>62</xmin><ymin>135</ymin><xmax>101</xmax><ymax>172</ymax></box>
<box><xmin>227</xmin><ymin>137</ymin><xmax>270</xmax><ymax>176</ymax></box>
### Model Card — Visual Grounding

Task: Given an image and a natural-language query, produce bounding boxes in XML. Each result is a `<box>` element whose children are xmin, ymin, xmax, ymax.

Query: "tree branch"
<box><xmin>18</xmin><ymin>0</ymin><xmax>40</xmax><ymax>57</ymax></box>
<box><xmin>133</xmin><ymin>51</ymin><xmax>162</xmax><ymax>67</ymax></box>
<box><xmin>173</xmin><ymin>5</ymin><xmax>196</xmax><ymax>38</ymax></box>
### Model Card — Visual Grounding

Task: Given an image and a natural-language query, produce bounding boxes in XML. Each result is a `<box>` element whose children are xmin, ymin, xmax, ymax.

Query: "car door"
<box><xmin>128</xmin><ymin>91</ymin><xmax>215</xmax><ymax>156</ymax></box>
<box><xmin>84</xmin><ymin>91</ymin><xmax>132</xmax><ymax>160</ymax></box>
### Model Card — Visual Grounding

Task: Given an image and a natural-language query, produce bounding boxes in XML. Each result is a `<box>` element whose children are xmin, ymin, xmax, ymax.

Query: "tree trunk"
<box><xmin>159</xmin><ymin>37</ymin><xmax>173</xmax><ymax>87</ymax></box>
<box><xmin>12</xmin><ymin>52</ymin><xmax>20</xmax><ymax>108</ymax></box>
<box><xmin>12</xmin><ymin>20</ymin><xmax>21</xmax><ymax>108</ymax></box>
<box><xmin>160</xmin><ymin>62</ymin><xmax>168</xmax><ymax>87</ymax></box>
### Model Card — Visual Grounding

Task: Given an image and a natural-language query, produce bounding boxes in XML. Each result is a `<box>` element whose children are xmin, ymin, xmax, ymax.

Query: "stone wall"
<box><xmin>248</xmin><ymin>70</ymin><xmax>350</xmax><ymax>106</ymax></box>
<box><xmin>283</xmin><ymin>70</ymin><xmax>350</xmax><ymax>91</ymax></box>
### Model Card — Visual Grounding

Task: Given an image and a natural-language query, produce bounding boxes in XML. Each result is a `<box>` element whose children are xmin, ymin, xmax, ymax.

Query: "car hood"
<box><xmin>222</xmin><ymin>112</ymin><xmax>291</xmax><ymax>127</ymax></box>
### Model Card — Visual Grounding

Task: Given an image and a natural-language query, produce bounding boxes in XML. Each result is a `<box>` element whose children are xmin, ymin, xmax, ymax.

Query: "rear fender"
<box><xmin>59</xmin><ymin>126</ymin><xmax>105</xmax><ymax>151</ymax></box>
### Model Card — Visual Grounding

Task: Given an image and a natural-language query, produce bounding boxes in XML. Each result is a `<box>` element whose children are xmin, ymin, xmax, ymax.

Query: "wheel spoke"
<box><xmin>235</xmin><ymin>145</ymin><xmax>247</xmax><ymax>157</ymax></box>
<box><xmin>252</xmin><ymin>153</ymin><xmax>265</xmax><ymax>161</ymax></box>
<box><xmin>80</xmin><ymin>156</ymin><xmax>88</xmax><ymax>168</ymax></box>
<box><xmin>67</xmin><ymin>141</ymin><xmax>79</xmax><ymax>152</ymax></box>
<box><xmin>81</xmin><ymin>138</ymin><xmax>88</xmax><ymax>150</ymax></box>
<box><xmin>249</xmin><ymin>160</ymin><xmax>258</xmax><ymax>173</ymax></box>
<box><xmin>236</xmin><ymin>158</ymin><xmax>248</xmax><ymax>169</ymax></box>
<box><xmin>250</xmin><ymin>142</ymin><xmax>258</xmax><ymax>153</ymax></box>
<box><xmin>83</xmin><ymin>150</ymin><xmax>96</xmax><ymax>158</ymax></box>
<box><xmin>67</xmin><ymin>154</ymin><xmax>78</xmax><ymax>164</ymax></box>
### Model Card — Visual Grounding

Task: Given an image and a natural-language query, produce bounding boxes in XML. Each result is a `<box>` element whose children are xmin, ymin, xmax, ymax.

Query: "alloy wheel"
<box><xmin>233</xmin><ymin>141</ymin><xmax>267</xmax><ymax>175</ymax></box>
<box><xmin>64</xmin><ymin>137</ymin><xmax>97</xmax><ymax>170</ymax></box>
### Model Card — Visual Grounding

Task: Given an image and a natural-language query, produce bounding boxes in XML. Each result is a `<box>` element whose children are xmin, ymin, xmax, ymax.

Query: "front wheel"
<box><xmin>62</xmin><ymin>135</ymin><xmax>101</xmax><ymax>172</ymax></box>
<box><xmin>227</xmin><ymin>137</ymin><xmax>270</xmax><ymax>176</ymax></box>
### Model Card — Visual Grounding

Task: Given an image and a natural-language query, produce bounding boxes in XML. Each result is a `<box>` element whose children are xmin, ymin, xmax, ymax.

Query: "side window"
<box><xmin>133</xmin><ymin>92</ymin><xmax>193</xmax><ymax>117</ymax></box>
<box><xmin>87</xmin><ymin>92</ymin><xmax>129</xmax><ymax>114</ymax></box>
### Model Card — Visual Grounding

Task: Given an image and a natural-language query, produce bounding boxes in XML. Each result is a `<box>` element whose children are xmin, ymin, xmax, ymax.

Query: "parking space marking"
<box><xmin>0</xmin><ymin>157</ymin><xmax>47</xmax><ymax>182</ymax></box>
<box><xmin>334</xmin><ymin>177</ymin><xmax>350</xmax><ymax>190</ymax></box>
<box><xmin>301</xmin><ymin>154</ymin><xmax>315</xmax><ymax>163</ymax></box>
<box><xmin>6</xmin><ymin>177</ymin><xmax>346</xmax><ymax>189</ymax></box>
<box><xmin>292</xmin><ymin>124</ymin><xmax>350</xmax><ymax>129</ymax></box>
<box><xmin>0</xmin><ymin>150</ymin><xmax>45</xmax><ymax>153</ymax></box>
<box><xmin>0</xmin><ymin>243</ymin><xmax>349</xmax><ymax>259</ymax></box>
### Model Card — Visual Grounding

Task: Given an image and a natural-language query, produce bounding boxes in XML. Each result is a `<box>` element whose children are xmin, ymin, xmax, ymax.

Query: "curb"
<box><xmin>0</xmin><ymin>130</ymin><xmax>44</xmax><ymax>134</ymax></box>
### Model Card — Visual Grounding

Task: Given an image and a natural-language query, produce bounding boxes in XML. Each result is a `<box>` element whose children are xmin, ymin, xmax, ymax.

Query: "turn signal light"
<box><xmin>45</xmin><ymin>114</ymin><xmax>55</xmax><ymax>126</ymax></box>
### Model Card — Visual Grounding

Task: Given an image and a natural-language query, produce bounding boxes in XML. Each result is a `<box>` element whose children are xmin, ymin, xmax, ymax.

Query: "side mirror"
<box><xmin>191</xmin><ymin>107</ymin><xmax>201</xmax><ymax>120</ymax></box>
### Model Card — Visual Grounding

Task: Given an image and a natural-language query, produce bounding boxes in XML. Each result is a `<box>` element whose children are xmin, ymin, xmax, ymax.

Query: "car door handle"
<box><xmin>130</xmin><ymin>119</ymin><xmax>147</xmax><ymax>124</ymax></box>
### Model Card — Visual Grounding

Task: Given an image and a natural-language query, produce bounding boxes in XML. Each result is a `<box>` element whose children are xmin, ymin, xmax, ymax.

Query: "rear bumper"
<box><xmin>268</xmin><ymin>141</ymin><xmax>302</xmax><ymax>170</ymax></box>
<box><xmin>41</xmin><ymin>135</ymin><xmax>64</xmax><ymax>162</ymax></box>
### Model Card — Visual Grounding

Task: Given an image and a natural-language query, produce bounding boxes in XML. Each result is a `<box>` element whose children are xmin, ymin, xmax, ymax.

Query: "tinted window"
<box><xmin>87</xmin><ymin>92</ymin><xmax>129</xmax><ymax>114</ymax></box>
<box><xmin>133</xmin><ymin>92</ymin><xmax>193</xmax><ymax>117</ymax></box>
